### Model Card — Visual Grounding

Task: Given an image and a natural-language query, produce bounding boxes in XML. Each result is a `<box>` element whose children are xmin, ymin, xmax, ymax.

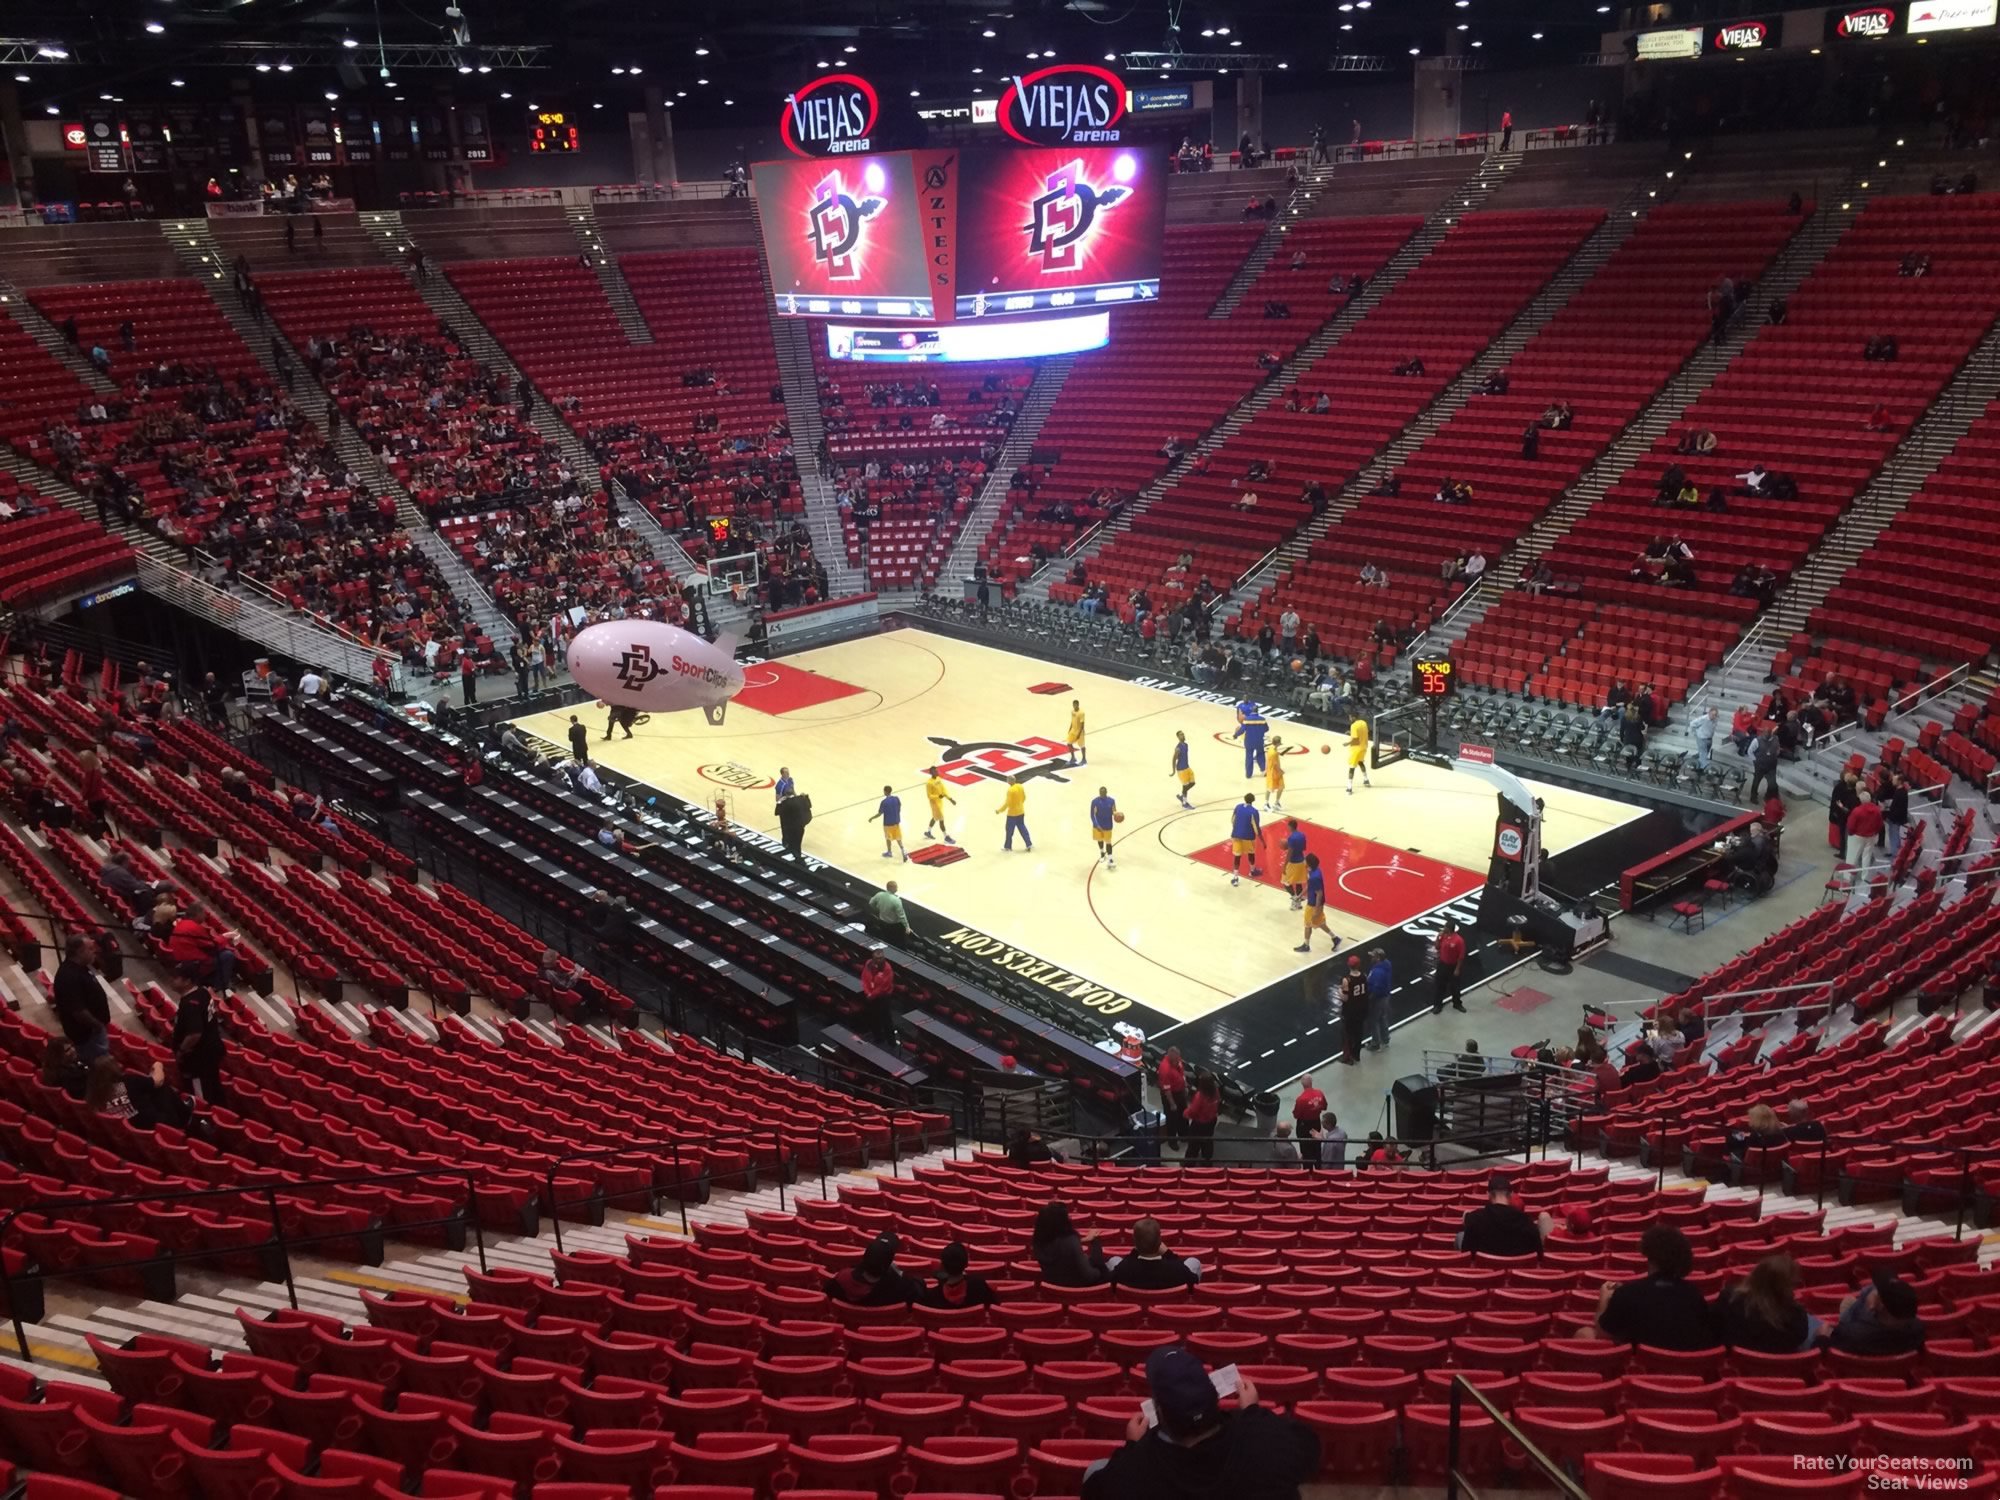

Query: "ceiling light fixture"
<box><xmin>44</xmin><ymin>104</ymin><xmax>57</xmax><ymax>114</ymax></box>
<box><xmin>1470</xmin><ymin>39</ymin><xmax>1482</xmax><ymax>46</ymax></box>
<box><xmin>909</xmin><ymin>88</ymin><xmax>920</xmax><ymax>96</ymax></box>
<box><xmin>694</xmin><ymin>43</ymin><xmax>709</xmax><ymax>55</ymax></box>
<box><xmin>1201</xmin><ymin>27</ymin><xmax>1215</xmax><ymax>37</ymax></box>
<box><xmin>982</xmin><ymin>27</ymin><xmax>996</xmax><ymax>37</ymax></box>
<box><xmin>12</xmin><ymin>72</ymin><xmax>28</xmax><ymax>83</ymax></box>
<box><xmin>1042</xmin><ymin>48</ymin><xmax>1056</xmax><ymax>57</ymax></box>
<box><xmin>500</xmin><ymin>90</ymin><xmax>511</xmax><ymax>98</ymax></box>
<box><xmin>256</xmin><ymin>61</ymin><xmax>271</xmax><ymax>71</ymax></box>
<box><xmin>1230</xmin><ymin>37</ymin><xmax>1241</xmax><ymax>45</ymax></box>
<box><xmin>1104</xmin><ymin>51</ymin><xmax>1117</xmax><ymax>60</ymax></box>
<box><xmin>697</xmin><ymin>76</ymin><xmax>708</xmax><ymax>84</ymax></box>
<box><xmin>1530</xmin><ymin>30</ymin><xmax>1544</xmax><ymax>39</ymax></box>
<box><xmin>843</xmin><ymin>43</ymin><xmax>856</xmax><ymax>53</ymax></box>
<box><xmin>277</xmin><ymin>60</ymin><xmax>293</xmax><ymax>71</ymax></box>
<box><xmin>342</xmin><ymin>36</ymin><xmax>359</xmax><ymax>48</ymax></box>
<box><xmin>325</xmin><ymin>90</ymin><xmax>338</xmax><ymax>100</ymax></box>
<box><xmin>817</xmin><ymin>59</ymin><xmax>829</xmax><ymax>67</ymax></box>
<box><xmin>971</xmin><ymin>65</ymin><xmax>983</xmax><ymax>73</ymax></box>
<box><xmin>611</xmin><ymin>65</ymin><xmax>625</xmax><ymax>73</ymax></box>
<box><xmin>145</xmin><ymin>21</ymin><xmax>165</xmax><ymax>33</ymax></box>
<box><xmin>1408</xmin><ymin>44</ymin><xmax>1420</xmax><ymax>53</ymax></box>
<box><xmin>594</xmin><ymin>100</ymin><xmax>604</xmax><ymax>108</ymax></box>
<box><xmin>1277</xmin><ymin>60</ymin><xmax>1288</xmax><ymax>68</ymax></box>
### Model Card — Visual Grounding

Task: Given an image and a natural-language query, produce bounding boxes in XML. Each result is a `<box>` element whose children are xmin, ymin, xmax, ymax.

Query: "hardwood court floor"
<box><xmin>509</xmin><ymin>631</ymin><xmax>1646</xmax><ymax>1025</ymax></box>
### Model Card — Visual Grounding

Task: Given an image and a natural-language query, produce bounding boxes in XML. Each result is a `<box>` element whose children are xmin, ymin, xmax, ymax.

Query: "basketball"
<box><xmin>1321</xmin><ymin>744</ymin><xmax>1332</xmax><ymax>754</ymax></box>
<box><xmin>1114</xmin><ymin>811</ymin><xmax>1126</xmax><ymax>823</ymax></box>
<box><xmin>1290</xmin><ymin>658</ymin><xmax>1303</xmax><ymax>671</ymax></box>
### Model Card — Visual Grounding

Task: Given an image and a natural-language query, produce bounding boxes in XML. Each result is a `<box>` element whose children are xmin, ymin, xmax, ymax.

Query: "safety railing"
<box><xmin>1447</xmin><ymin>1373</ymin><xmax>1589</xmax><ymax>1500</ymax></box>
<box><xmin>135</xmin><ymin>554</ymin><xmax>400</xmax><ymax>687</ymax></box>
<box><xmin>982</xmin><ymin>1124</ymin><xmax>1560</xmax><ymax>1174</ymax></box>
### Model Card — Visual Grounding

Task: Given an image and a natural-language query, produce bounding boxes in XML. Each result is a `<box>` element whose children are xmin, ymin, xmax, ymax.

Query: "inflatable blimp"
<box><xmin>567</xmin><ymin>621</ymin><xmax>747</xmax><ymax>725</ymax></box>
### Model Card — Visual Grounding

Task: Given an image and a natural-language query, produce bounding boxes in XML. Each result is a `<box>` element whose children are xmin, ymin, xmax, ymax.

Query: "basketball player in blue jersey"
<box><xmin>1280</xmin><ymin>818</ymin><xmax>1309</xmax><ymax>910</ymax></box>
<box><xmin>1228</xmin><ymin>793</ymin><xmax>1264</xmax><ymax>886</ymax></box>
<box><xmin>1089</xmin><ymin>786</ymin><xmax>1118</xmax><ymax>869</ymax></box>
<box><xmin>1233</xmin><ymin>698</ymin><xmax>1269</xmax><ymax>779</ymax></box>
<box><xmin>868</xmin><ymin>783</ymin><xmax>910</xmax><ymax>862</ymax></box>
<box><xmin>1169</xmin><ymin>731</ymin><xmax>1195</xmax><ymax>807</ymax></box>
<box><xmin>1296</xmin><ymin>854</ymin><xmax>1336</xmax><ymax>953</ymax></box>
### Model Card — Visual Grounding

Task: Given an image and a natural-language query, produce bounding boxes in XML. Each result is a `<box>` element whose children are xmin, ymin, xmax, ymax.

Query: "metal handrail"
<box><xmin>0</xmin><ymin>1163</ymin><xmax>485</xmax><ymax>1361</ymax></box>
<box><xmin>1809</xmin><ymin>659</ymin><xmax>1973</xmax><ymax>757</ymax></box>
<box><xmin>1448</xmin><ymin>1374</ymin><xmax>1590</xmax><ymax>1500</ymax></box>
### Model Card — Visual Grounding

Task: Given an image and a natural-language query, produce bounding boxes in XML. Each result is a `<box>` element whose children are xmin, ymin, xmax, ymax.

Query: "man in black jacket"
<box><xmin>1109</xmin><ymin>1218</ymin><xmax>1202</xmax><ymax>1291</ymax></box>
<box><xmin>1083</xmin><ymin>1347</ymin><xmax>1319</xmax><ymax>1500</ymax></box>
<box><xmin>1459</xmin><ymin>1177</ymin><xmax>1552</xmax><ymax>1258</ymax></box>
<box><xmin>54</xmin><ymin>934</ymin><xmax>111</xmax><ymax>1062</ymax></box>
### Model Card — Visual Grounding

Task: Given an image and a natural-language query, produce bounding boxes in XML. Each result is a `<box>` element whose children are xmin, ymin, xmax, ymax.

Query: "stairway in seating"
<box><xmin>1213</xmin><ymin>177</ymin><xmax>1641</xmax><ymax>624</ymax></box>
<box><xmin>0</xmin><ymin>276</ymin><xmax>120</xmax><ymax>395</ymax></box>
<box><xmin>565</xmin><ymin>204</ymin><xmax>654</xmax><ymax>343</ymax></box>
<box><xmin>1205</xmin><ymin>154</ymin><xmax>1376</xmax><ymax>318</ymax></box>
<box><xmin>355</xmin><ymin>213</ymin><xmax>608</xmax><ymax>486</ymax></box>
<box><xmin>161</xmin><ymin>219</ymin><xmax>517</xmax><ymax>655</ymax></box>
<box><xmin>1018</xmin><ymin>154</ymin><xmax>1522</xmax><ymax>602</ymax></box>
<box><xmin>1413</xmin><ymin>191</ymin><xmax>1863</xmax><ymax>663</ymax></box>
<box><xmin>752</xmin><ymin>198</ymin><xmax>866</xmax><ymax>597</ymax></box>
<box><xmin>932</xmin><ymin>354</ymin><xmax>1076</xmax><ymax>593</ymax></box>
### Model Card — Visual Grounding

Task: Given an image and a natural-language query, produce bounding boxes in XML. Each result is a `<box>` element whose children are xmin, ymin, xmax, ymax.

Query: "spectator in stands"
<box><xmin>1717</xmin><ymin>1254</ymin><xmax>1822</xmax><ymax>1353</ymax></box>
<box><xmin>1458</xmin><ymin>1177</ymin><xmax>1552</xmax><ymax>1257</ymax></box>
<box><xmin>1880</xmin><ymin>770</ymin><xmax>1910</xmax><ymax>854</ymax></box>
<box><xmin>1596</xmin><ymin>679</ymin><xmax>1632</xmax><ymax>725</ymax></box>
<box><xmin>1832</xmin><ymin>1270</ymin><xmax>1926</xmax><ymax>1356</ymax></box>
<box><xmin>88</xmin><ymin>1056</ymin><xmax>197</xmax><ymax>1132</ymax></box>
<box><xmin>153</xmin><ymin>903</ymin><xmax>240</xmax><ymax>991</ymax></box>
<box><xmin>1620</xmin><ymin>1041</ymin><xmax>1662</xmax><ymax>1088</ymax></box>
<box><xmin>99</xmin><ymin>849</ymin><xmax>159</xmax><ymax>917</ymax></box>
<box><xmin>1580</xmin><ymin>1039</ymin><xmax>1620</xmax><ymax>1100</ymax></box>
<box><xmin>1109</xmin><ymin>1218</ymin><xmax>1206</xmax><ymax>1294</ymax></box>
<box><xmin>1784</xmin><ymin>1100</ymin><xmax>1826</xmax><ymax>1145</ymax></box>
<box><xmin>1592</xmin><ymin>1225</ymin><xmax>1715</xmax><ymax>1348</ymax></box>
<box><xmin>1828</xmin><ymin>768</ymin><xmax>1861</xmax><ymax>857</ymax></box>
<box><xmin>1358</xmin><ymin>561</ymin><xmax>1384</xmax><ymax>588</ymax></box>
<box><xmin>1082</xmin><ymin>1347</ymin><xmax>1318</xmax><ymax>1500</ymax></box>
<box><xmin>171</xmin><ymin>973</ymin><xmax>225</xmax><ymax>1104</ymax></box>
<box><xmin>1675</xmin><ymin>428</ymin><xmax>1717</xmax><ymax>455</ymax></box>
<box><xmin>1463</xmin><ymin>550</ymin><xmax>1487</xmax><ymax>586</ymax></box>
<box><xmin>1690</xmin><ymin>706</ymin><xmax>1718</xmax><ymax>771</ymax></box>
<box><xmin>538</xmin><ymin>948</ymin><xmax>582</xmax><ymax>998</ymax></box>
<box><xmin>40</xmin><ymin>1036</ymin><xmax>88</xmax><ymax>1101</ymax></box>
<box><xmin>1314</xmin><ymin>1110</ymin><xmax>1348</xmax><ymax>1168</ymax></box>
<box><xmin>1270</xmin><ymin>1121</ymin><xmax>1302</xmax><ymax>1164</ymax></box>
<box><xmin>826</xmin><ymin>1232</ymin><xmax>922</xmax><ymax>1306</ymax></box>
<box><xmin>1183</xmin><ymin>1072</ymin><xmax>1221</xmax><ymax>1163</ymax></box>
<box><xmin>1862</xmin><ymin>334</ymin><xmax>1899</xmax><ymax>362</ymax></box>
<box><xmin>1360</xmin><ymin>1133</ymin><xmax>1405</xmax><ymax>1168</ymax></box>
<box><xmin>1735</xmin><ymin>463</ymin><xmax>1770</xmax><ymax>497</ymax></box>
<box><xmin>1032</xmin><ymin>1201</ymin><xmax>1107</xmax><ymax>1286</ymax></box>
<box><xmin>1520</xmin><ymin>422</ymin><xmax>1540</xmax><ymax>460</ymax></box>
<box><xmin>1845</xmin><ymin>789</ymin><xmax>1886</xmax><ymax>883</ymax></box>
<box><xmin>919</xmin><ymin>1242</ymin><xmax>994</xmax><ymax>1310</ymax></box>
<box><xmin>1392</xmin><ymin>356</ymin><xmax>1425</xmax><ymax>378</ymax></box>
<box><xmin>1726</xmin><ymin>1104</ymin><xmax>1789</xmax><ymax>1161</ymax></box>
<box><xmin>1523</xmin><ymin>559</ymin><xmax>1555</xmax><ymax>596</ymax></box>
<box><xmin>1982</xmin><ymin>951</ymin><xmax>2000</xmax><ymax>1012</ymax></box>
<box><xmin>1898</xmin><ymin>252</ymin><xmax>1930</xmax><ymax>278</ymax></box>
<box><xmin>1540</xmin><ymin>400</ymin><xmax>1574</xmax><ymax>431</ymax></box>
<box><xmin>1009</xmin><ymin>1129</ymin><xmax>1061</xmax><ymax>1167</ymax></box>
<box><xmin>1747</xmin><ymin>729</ymin><xmax>1782</xmax><ymax>806</ymax></box>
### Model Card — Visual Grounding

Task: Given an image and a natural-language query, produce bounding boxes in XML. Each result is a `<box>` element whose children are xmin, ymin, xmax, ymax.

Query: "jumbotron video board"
<box><xmin>752</xmin><ymin>138</ymin><xmax>1164</xmax><ymax>325</ymax></box>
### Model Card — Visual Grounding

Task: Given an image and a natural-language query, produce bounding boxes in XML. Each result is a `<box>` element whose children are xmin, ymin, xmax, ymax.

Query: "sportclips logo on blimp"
<box><xmin>781</xmin><ymin>73</ymin><xmax>879</xmax><ymax>157</ymax></box>
<box><xmin>998</xmin><ymin>63</ymin><xmax>1127</xmax><ymax>145</ymax></box>
<box><xmin>613</xmin><ymin>643</ymin><xmax>730</xmax><ymax>693</ymax></box>
<box><xmin>1026</xmin><ymin>157</ymin><xmax>1134</xmax><ymax>272</ymax></box>
<box><xmin>805</xmin><ymin>164</ymin><xmax>887</xmax><ymax>281</ymax></box>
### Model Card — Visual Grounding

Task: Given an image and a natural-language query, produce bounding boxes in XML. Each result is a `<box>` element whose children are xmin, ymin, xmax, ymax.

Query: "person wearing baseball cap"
<box><xmin>1080</xmin><ymin>1345</ymin><xmax>1319</xmax><ymax>1499</ymax></box>
<box><xmin>1831</xmin><ymin>1267</ymin><xmax>1927</xmax><ymax>1357</ymax></box>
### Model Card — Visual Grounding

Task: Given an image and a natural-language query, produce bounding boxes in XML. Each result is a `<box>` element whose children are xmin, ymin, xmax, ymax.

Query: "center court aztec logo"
<box><xmin>805</xmin><ymin>168</ymin><xmax>884</xmax><ymax>281</ymax></box>
<box><xmin>924</xmin><ymin>732</ymin><xmax>1077</xmax><ymax>787</ymax></box>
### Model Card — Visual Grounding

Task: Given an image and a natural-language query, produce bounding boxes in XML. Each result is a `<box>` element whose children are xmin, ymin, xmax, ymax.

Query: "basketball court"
<box><xmin>506</xmin><ymin>629</ymin><xmax>1649</xmax><ymax>1032</ymax></box>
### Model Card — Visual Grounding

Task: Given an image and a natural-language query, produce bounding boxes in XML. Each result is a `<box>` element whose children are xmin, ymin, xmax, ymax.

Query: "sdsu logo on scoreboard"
<box><xmin>781</xmin><ymin>73</ymin><xmax>879</xmax><ymax>158</ymax></box>
<box><xmin>999</xmin><ymin>64</ymin><xmax>1127</xmax><ymax>146</ymax></box>
<box><xmin>1026</xmin><ymin>159</ymin><xmax>1131</xmax><ymax>271</ymax></box>
<box><xmin>804</xmin><ymin>167</ymin><xmax>886</xmax><ymax>280</ymax></box>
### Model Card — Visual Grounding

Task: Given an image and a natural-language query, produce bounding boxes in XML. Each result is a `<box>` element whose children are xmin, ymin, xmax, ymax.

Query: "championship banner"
<box><xmin>258</xmin><ymin>109</ymin><xmax>296</xmax><ymax>167</ymax></box>
<box><xmin>298</xmin><ymin>106</ymin><xmax>337</xmax><ymax>167</ymax></box>
<box><xmin>81</xmin><ymin>109</ymin><xmax>125</xmax><ymax>174</ymax></box>
<box><xmin>340</xmin><ymin>108</ymin><xmax>376</xmax><ymax>165</ymax></box>
<box><xmin>126</xmin><ymin>110</ymin><xmax>168</xmax><ymax>173</ymax></box>
<box><xmin>381</xmin><ymin>110</ymin><xmax>414</xmax><ymax>162</ymax></box>
<box><xmin>459</xmin><ymin>105</ymin><xmax>493</xmax><ymax>163</ymax></box>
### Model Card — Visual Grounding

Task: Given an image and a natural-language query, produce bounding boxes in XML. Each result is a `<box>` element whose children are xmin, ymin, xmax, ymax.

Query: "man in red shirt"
<box><xmin>1844</xmin><ymin>789</ymin><xmax>1885</xmax><ymax>886</ymax></box>
<box><xmin>860</xmin><ymin>954</ymin><xmax>895</xmax><ymax>1033</ymax></box>
<box><xmin>1433</xmin><ymin>920</ymin><xmax>1468</xmax><ymax>1015</ymax></box>
<box><xmin>1292</xmin><ymin>1074</ymin><xmax>1326</xmax><ymax>1168</ymax></box>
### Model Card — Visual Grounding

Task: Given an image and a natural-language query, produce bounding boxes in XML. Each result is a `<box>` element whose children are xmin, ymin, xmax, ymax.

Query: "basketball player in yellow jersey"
<box><xmin>1264</xmin><ymin>736</ymin><xmax>1287</xmax><ymax>811</ymax></box>
<box><xmin>923</xmin><ymin>766</ymin><xmax>957</xmax><ymax>846</ymax></box>
<box><xmin>1347</xmin><ymin>716</ymin><xmax>1373</xmax><ymax>793</ymax></box>
<box><xmin>1065</xmin><ymin>698</ymin><xmax>1087</xmax><ymax>767</ymax></box>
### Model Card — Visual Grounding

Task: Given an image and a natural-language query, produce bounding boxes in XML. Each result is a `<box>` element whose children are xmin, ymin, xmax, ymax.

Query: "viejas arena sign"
<box><xmin>780</xmin><ymin>73</ymin><xmax>879</xmax><ymax>158</ymax></box>
<box><xmin>1829</xmin><ymin>4</ymin><xmax>1900</xmax><ymax>39</ymax></box>
<box><xmin>1708</xmin><ymin>14</ymin><xmax>1783</xmax><ymax>50</ymax></box>
<box><xmin>998</xmin><ymin>63</ymin><xmax>1127</xmax><ymax>146</ymax></box>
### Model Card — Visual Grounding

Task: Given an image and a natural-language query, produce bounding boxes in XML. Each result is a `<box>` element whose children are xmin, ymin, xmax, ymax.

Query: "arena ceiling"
<box><xmin>6</xmin><ymin>1</ymin><xmax>1679</xmax><ymax>118</ymax></box>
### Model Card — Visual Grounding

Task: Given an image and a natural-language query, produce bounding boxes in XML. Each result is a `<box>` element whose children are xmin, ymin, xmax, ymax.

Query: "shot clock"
<box><xmin>1412</xmin><ymin>657</ymin><xmax>1457</xmax><ymax>697</ymax></box>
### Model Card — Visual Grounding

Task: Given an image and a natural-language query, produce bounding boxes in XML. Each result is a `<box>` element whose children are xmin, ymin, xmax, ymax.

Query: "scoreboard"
<box><xmin>529</xmin><ymin>110</ymin><xmax>578</xmax><ymax>153</ymax></box>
